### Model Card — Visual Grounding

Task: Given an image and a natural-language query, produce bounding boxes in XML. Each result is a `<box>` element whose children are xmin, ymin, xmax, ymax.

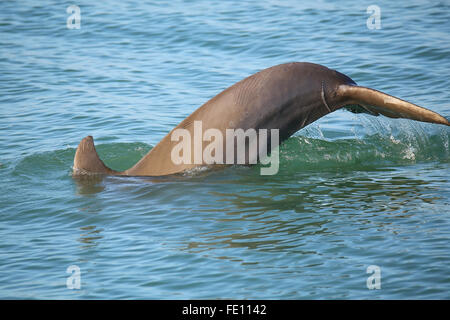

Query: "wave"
<box><xmin>11</xmin><ymin>130</ymin><xmax>449</xmax><ymax>179</ymax></box>
<box><xmin>276</xmin><ymin>131</ymin><xmax>449</xmax><ymax>172</ymax></box>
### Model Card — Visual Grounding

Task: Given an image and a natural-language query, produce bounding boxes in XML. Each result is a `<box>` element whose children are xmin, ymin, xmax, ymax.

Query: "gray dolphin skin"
<box><xmin>73</xmin><ymin>62</ymin><xmax>449</xmax><ymax>176</ymax></box>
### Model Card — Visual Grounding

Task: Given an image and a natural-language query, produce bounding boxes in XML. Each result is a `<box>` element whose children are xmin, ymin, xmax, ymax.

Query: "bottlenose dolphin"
<box><xmin>73</xmin><ymin>62</ymin><xmax>449</xmax><ymax>176</ymax></box>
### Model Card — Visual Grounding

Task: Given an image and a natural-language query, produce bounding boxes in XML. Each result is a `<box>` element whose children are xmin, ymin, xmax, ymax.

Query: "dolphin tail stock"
<box><xmin>73</xmin><ymin>136</ymin><xmax>119</xmax><ymax>175</ymax></box>
<box><xmin>339</xmin><ymin>84</ymin><xmax>450</xmax><ymax>126</ymax></box>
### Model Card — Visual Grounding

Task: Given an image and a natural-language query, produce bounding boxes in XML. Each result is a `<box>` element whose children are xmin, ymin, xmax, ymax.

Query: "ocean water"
<box><xmin>1</xmin><ymin>0</ymin><xmax>449</xmax><ymax>299</ymax></box>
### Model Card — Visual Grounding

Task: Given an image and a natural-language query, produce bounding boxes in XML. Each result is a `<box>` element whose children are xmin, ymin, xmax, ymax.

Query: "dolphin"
<box><xmin>73</xmin><ymin>62</ymin><xmax>449</xmax><ymax>176</ymax></box>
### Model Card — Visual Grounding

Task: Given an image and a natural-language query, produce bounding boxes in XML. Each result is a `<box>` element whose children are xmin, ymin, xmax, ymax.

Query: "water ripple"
<box><xmin>1</xmin><ymin>0</ymin><xmax>449</xmax><ymax>299</ymax></box>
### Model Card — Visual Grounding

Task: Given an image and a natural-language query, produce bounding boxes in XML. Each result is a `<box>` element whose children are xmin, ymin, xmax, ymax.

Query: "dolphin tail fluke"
<box><xmin>339</xmin><ymin>85</ymin><xmax>450</xmax><ymax>126</ymax></box>
<box><xmin>73</xmin><ymin>136</ymin><xmax>118</xmax><ymax>175</ymax></box>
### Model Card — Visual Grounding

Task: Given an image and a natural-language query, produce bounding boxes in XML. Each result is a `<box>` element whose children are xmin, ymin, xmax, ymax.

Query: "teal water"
<box><xmin>1</xmin><ymin>0</ymin><xmax>449</xmax><ymax>299</ymax></box>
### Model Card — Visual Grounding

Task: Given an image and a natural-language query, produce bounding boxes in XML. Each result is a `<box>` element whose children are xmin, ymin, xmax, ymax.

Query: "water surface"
<box><xmin>0</xmin><ymin>0</ymin><xmax>449</xmax><ymax>299</ymax></box>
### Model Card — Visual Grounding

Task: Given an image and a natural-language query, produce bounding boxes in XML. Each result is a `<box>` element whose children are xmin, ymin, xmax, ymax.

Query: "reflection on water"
<box><xmin>71</xmin><ymin>147</ymin><xmax>446</xmax><ymax>259</ymax></box>
<box><xmin>167</xmin><ymin>166</ymin><xmax>443</xmax><ymax>257</ymax></box>
<box><xmin>73</xmin><ymin>175</ymin><xmax>106</xmax><ymax>195</ymax></box>
<box><xmin>78</xmin><ymin>225</ymin><xmax>103</xmax><ymax>249</ymax></box>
